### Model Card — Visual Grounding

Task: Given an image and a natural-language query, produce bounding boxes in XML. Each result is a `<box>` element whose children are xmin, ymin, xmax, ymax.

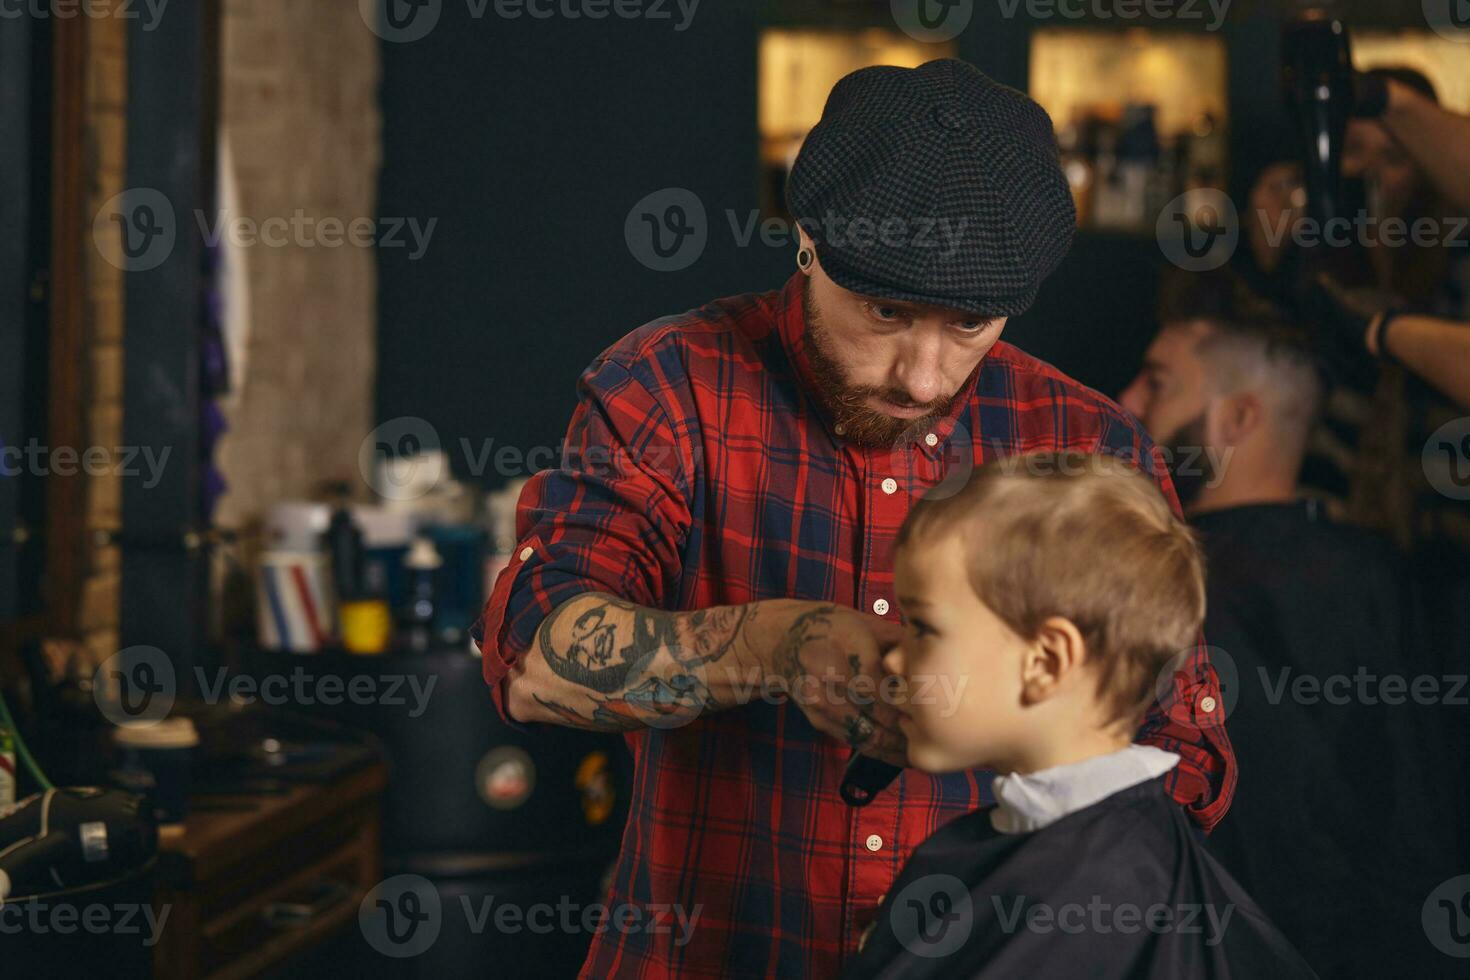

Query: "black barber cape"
<box><xmin>843</xmin><ymin>776</ymin><xmax>1316</xmax><ymax>979</ymax></box>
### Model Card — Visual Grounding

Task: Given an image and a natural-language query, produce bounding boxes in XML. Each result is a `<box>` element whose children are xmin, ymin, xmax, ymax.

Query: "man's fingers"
<box><xmin>866</xmin><ymin>616</ymin><xmax>907</xmax><ymax>648</ymax></box>
<box><xmin>860</xmin><ymin>698</ymin><xmax>905</xmax><ymax>736</ymax></box>
<box><xmin>868</xmin><ymin>730</ymin><xmax>908</xmax><ymax>768</ymax></box>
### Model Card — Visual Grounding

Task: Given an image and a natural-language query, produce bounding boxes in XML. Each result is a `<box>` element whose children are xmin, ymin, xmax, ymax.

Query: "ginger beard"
<box><xmin>802</xmin><ymin>280</ymin><xmax>958</xmax><ymax>449</ymax></box>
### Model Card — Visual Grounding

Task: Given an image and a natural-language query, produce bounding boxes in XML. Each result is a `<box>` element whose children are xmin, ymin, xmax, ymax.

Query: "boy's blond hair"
<box><xmin>897</xmin><ymin>452</ymin><xmax>1205</xmax><ymax>727</ymax></box>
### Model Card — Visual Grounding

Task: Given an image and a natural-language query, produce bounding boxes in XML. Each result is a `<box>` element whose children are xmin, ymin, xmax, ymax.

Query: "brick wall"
<box><xmin>212</xmin><ymin>0</ymin><xmax>382</xmax><ymax>530</ymax></box>
<box><xmin>80</xmin><ymin>6</ymin><xmax>128</xmax><ymax>665</ymax></box>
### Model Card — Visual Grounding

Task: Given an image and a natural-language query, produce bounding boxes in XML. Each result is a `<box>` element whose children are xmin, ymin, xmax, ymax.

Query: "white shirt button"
<box><xmin>872</xmin><ymin>598</ymin><xmax>890</xmax><ymax>616</ymax></box>
<box><xmin>881</xmin><ymin>478</ymin><xmax>898</xmax><ymax>495</ymax></box>
<box><xmin>1200</xmin><ymin>696</ymin><xmax>1218</xmax><ymax>714</ymax></box>
<box><xmin>865</xmin><ymin>834</ymin><xmax>883</xmax><ymax>852</ymax></box>
<box><xmin>924</xmin><ymin>433</ymin><xmax>939</xmax><ymax>447</ymax></box>
<box><xmin>834</xmin><ymin>423</ymin><xmax>846</xmax><ymax>437</ymax></box>
<box><xmin>518</xmin><ymin>546</ymin><xmax>534</xmax><ymax>561</ymax></box>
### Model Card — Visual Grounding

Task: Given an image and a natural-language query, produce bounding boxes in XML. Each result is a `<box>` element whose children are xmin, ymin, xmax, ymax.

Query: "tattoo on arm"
<box><xmin>771</xmin><ymin>604</ymin><xmax>837</xmax><ymax>687</ymax></box>
<box><xmin>533</xmin><ymin>594</ymin><xmax>750</xmax><ymax>730</ymax></box>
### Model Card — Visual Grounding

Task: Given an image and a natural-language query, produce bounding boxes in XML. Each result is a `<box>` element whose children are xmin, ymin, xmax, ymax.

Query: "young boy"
<box><xmin>844</xmin><ymin>452</ymin><xmax>1316</xmax><ymax>979</ymax></box>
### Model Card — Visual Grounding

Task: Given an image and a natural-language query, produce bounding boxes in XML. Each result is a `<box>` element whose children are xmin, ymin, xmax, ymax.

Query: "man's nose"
<box><xmin>1117</xmin><ymin>378</ymin><xmax>1148</xmax><ymax>419</ymax></box>
<box><xmin>892</xmin><ymin>336</ymin><xmax>944</xmax><ymax>405</ymax></box>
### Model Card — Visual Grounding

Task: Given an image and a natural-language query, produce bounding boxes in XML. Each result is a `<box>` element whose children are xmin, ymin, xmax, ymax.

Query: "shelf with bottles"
<box><xmin>1031</xmin><ymin>28</ymin><xmax>1229</xmax><ymax>236</ymax></box>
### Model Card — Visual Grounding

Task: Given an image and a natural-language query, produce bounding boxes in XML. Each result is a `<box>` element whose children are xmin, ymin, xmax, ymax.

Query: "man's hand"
<box><xmin>742</xmin><ymin>600</ymin><xmax>909</xmax><ymax>766</ymax></box>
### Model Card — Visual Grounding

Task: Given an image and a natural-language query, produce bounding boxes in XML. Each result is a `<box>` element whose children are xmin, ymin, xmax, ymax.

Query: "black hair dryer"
<box><xmin>0</xmin><ymin>787</ymin><xmax>157</xmax><ymax>900</ymax></box>
<box><xmin>1281</xmin><ymin>10</ymin><xmax>1355</xmax><ymax>226</ymax></box>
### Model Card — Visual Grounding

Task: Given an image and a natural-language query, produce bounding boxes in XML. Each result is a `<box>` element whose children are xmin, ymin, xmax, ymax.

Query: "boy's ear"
<box><xmin>1020</xmin><ymin>616</ymin><xmax>1088</xmax><ymax>706</ymax></box>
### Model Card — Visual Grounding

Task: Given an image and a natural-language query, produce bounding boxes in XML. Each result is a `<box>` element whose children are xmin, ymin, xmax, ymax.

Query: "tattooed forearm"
<box><xmin>536</xmin><ymin>594</ymin><xmax>649</xmax><ymax>694</ymax></box>
<box><xmin>533</xmin><ymin>693</ymin><xmax>643</xmax><ymax>733</ymax></box>
<box><xmin>684</xmin><ymin>605</ymin><xmax>750</xmax><ymax>665</ymax></box>
<box><xmin>525</xmin><ymin>593</ymin><xmax>760</xmax><ymax>731</ymax></box>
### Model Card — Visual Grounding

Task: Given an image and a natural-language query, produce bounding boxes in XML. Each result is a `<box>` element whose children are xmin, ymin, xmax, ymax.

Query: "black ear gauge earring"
<box><xmin>797</xmin><ymin>247</ymin><xmax>814</xmax><ymax>272</ymax></box>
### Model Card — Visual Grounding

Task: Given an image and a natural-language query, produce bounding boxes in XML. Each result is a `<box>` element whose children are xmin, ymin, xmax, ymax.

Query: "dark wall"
<box><xmin>377</xmin><ymin>1</ymin><xmax>790</xmax><ymax>490</ymax></box>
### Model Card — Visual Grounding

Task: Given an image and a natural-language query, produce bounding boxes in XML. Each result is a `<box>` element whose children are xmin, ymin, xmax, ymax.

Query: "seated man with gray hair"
<box><xmin>1118</xmin><ymin>270</ymin><xmax>1460</xmax><ymax>978</ymax></box>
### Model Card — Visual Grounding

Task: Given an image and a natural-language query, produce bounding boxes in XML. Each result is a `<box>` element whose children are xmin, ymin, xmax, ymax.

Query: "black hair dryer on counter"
<box><xmin>0</xmin><ymin>787</ymin><xmax>157</xmax><ymax>901</ymax></box>
<box><xmin>1281</xmin><ymin>9</ymin><xmax>1356</xmax><ymax>226</ymax></box>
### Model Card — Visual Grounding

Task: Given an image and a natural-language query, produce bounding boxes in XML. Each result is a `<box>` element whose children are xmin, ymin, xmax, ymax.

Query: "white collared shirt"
<box><xmin>990</xmin><ymin>745</ymin><xmax>1181</xmax><ymax>834</ymax></box>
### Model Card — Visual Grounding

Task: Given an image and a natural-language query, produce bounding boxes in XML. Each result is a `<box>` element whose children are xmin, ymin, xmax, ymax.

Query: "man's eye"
<box><xmin>957</xmin><ymin>319</ymin><xmax>990</xmax><ymax>332</ymax></box>
<box><xmin>868</xmin><ymin>304</ymin><xmax>902</xmax><ymax>322</ymax></box>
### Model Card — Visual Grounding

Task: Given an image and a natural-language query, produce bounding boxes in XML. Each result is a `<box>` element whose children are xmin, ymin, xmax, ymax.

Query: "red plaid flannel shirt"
<box><xmin>473</xmin><ymin>274</ymin><xmax>1235</xmax><ymax>979</ymax></box>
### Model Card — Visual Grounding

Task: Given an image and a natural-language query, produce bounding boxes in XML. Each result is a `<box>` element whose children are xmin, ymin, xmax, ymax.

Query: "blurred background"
<box><xmin>0</xmin><ymin>0</ymin><xmax>1466</xmax><ymax>976</ymax></box>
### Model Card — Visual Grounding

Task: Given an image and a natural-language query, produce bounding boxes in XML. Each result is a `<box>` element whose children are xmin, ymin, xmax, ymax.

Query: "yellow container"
<box><xmin>339</xmin><ymin>599</ymin><xmax>392</xmax><ymax>655</ymax></box>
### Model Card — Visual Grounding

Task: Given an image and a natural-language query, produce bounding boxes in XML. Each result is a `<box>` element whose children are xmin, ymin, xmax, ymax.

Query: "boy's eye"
<box><xmin>908</xmin><ymin>618</ymin><xmax>937</xmax><ymax>638</ymax></box>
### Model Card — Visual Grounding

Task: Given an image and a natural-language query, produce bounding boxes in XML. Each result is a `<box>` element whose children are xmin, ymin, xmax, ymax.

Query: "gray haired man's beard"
<box><xmin>1164</xmin><ymin>413</ymin><xmax>1215</xmax><ymax>507</ymax></box>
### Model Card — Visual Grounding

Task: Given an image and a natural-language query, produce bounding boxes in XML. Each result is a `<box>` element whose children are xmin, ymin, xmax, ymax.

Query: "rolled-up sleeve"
<box><xmin>1092</xmin><ymin>420</ymin><xmax>1237</xmax><ymax>832</ymax></box>
<box><xmin>1135</xmin><ymin>439</ymin><xmax>1237</xmax><ymax>832</ymax></box>
<box><xmin>470</xmin><ymin>355</ymin><xmax>694</xmax><ymax>722</ymax></box>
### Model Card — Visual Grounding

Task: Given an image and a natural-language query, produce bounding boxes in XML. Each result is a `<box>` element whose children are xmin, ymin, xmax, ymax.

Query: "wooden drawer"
<box><xmin>153</xmin><ymin>764</ymin><xmax>385</xmax><ymax>980</ymax></box>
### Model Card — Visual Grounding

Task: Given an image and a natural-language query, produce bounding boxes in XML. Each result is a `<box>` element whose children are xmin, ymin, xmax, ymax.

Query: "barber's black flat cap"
<box><xmin>787</xmin><ymin>58</ymin><xmax>1076</xmax><ymax>317</ymax></box>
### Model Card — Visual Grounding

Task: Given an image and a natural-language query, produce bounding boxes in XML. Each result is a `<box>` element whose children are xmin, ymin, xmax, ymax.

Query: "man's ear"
<box><xmin>1217</xmin><ymin>391</ymin><xmax>1263</xmax><ymax>445</ymax></box>
<box><xmin>1020</xmin><ymin>616</ymin><xmax>1087</xmax><ymax>706</ymax></box>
